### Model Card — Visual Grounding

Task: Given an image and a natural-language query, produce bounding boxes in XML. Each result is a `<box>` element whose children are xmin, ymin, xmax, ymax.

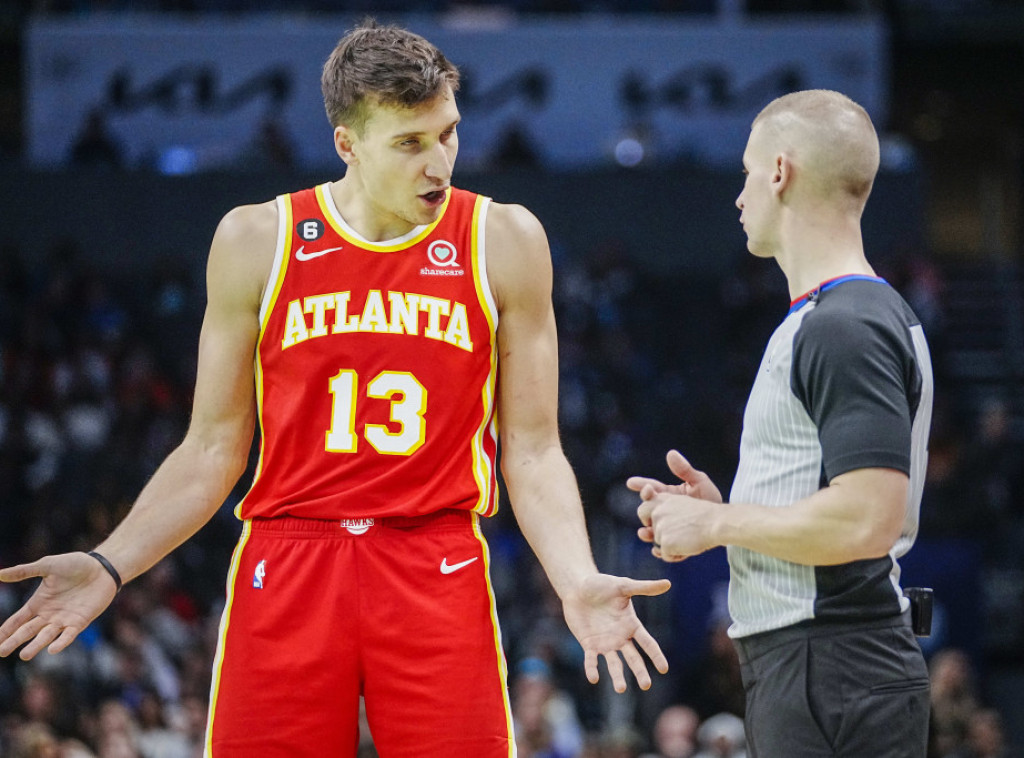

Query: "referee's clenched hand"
<box><xmin>628</xmin><ymin>449</ymin><xmax>724</xmax><ymax>562</ymax></box>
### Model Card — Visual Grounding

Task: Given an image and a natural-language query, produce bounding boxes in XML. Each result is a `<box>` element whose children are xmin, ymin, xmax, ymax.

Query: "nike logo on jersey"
<box><xmin>440</xmin><ymin>556</ymin><xmax>478</xmax><ymax>575</ymax></box>
<box><xmin>295</xmin><ymin>245</ymin><xmax>344</xmax><ymax>261</ymax></box>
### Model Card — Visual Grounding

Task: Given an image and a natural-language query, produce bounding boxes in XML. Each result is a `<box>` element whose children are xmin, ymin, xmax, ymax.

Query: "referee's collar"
<box><xmin>788</xmin><ymin>274</ymin><xmax>888</xmax><ymax>315</ymax></box>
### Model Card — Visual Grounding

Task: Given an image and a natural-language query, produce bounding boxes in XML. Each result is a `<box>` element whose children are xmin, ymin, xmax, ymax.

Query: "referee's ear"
<box><xmin>771</xmin><ymin>152</ymin><xmax>793</xmax><ymax>199</ymax></box>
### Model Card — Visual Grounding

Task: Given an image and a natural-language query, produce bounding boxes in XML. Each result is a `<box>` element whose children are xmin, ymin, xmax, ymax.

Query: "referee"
<box><xmin>631</xmin><ymin>89</ymin><xmax>933</xmax><ymax>758</ymax></box>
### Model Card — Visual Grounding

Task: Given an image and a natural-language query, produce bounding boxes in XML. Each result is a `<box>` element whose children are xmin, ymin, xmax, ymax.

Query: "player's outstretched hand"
<box><xmin>562</xmin><ymin>573</ymin><xmax>671</xmax><ymax>693</ymax></box>
<box><xmin>0</xmin><ymin>552</ymin><xmax>119</xmax><ymax>660</ymax></box>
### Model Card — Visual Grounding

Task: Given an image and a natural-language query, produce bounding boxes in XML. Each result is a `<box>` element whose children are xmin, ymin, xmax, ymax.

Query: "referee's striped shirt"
<box><xmin>727</xmin><ymin>275</ymin><xmax>933</xmax><ymax>639</ymax></box>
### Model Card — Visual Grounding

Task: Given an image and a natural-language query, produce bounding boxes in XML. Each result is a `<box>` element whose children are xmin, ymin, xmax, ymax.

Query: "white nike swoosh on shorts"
<box><xmin>440</xmin><ymin>557</ymin><xmax>479</xmax><ymax>575</ymax></box>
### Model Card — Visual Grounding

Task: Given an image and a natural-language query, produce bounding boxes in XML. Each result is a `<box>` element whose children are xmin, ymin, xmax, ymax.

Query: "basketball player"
<box><xmin>0</xmin><ymin>21</ymin><xmax>670</xmax><ymax>757</ymax></box>
<box><xmin>629</xmin><ymin>90</ymin><xmax>933</xmax><ymax>757</ymax></box>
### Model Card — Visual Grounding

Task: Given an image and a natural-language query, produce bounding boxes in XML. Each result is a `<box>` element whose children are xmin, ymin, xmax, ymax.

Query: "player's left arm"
<box><xmin>486</xmin><ymin>201</ymin><xmax>670</xmax><ymax>692</ymax></box>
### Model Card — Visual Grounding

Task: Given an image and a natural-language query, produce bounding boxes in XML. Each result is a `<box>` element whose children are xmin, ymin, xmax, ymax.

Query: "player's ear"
<box><xmin>334</xmin><ymin>125</ymin><xmax>358</xmax><ymax>166</ymax></box>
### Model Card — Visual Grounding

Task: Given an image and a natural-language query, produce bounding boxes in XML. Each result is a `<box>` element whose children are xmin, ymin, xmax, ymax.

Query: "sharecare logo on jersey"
<box><xmin>253</xmin><ymin>559</ymin><xmax>266</xmax><ymax>589</ymax></box>
<box><xmin>427</xmin><ymin>240</ymin><xmax>458</xmax><ymax>266</ymax></box>
<box><xmin>341</xmin><ymin>518</ymin><xmax>374</xmax><ymax>535</ymax></box>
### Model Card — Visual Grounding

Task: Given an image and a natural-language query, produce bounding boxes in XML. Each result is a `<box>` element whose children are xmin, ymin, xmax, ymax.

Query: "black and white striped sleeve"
<box><xmin>790</xmin><ymin>305</ymin><xmax>919</xmax><ymax>482</ymax></box>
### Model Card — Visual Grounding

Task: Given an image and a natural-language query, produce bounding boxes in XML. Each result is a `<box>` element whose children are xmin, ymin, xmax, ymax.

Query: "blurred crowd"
<box><xmin>14</xmin><ymin>0</ymin><xmax>871</xmax><ymax>16</ymax></box>
<box><xmin>0</xmin><ymin>222</ymin><xmax>1020</xmax><ymax>756</ymax></box>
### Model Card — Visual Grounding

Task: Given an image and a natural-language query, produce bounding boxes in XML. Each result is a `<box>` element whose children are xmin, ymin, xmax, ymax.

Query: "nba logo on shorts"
<box><xmin>253</xmin><ymin>559</ymin><xmax>266</xmax><ymax>589</ymax></box>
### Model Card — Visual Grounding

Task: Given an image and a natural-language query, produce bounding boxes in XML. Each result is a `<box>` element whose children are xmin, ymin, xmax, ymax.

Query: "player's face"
<box><xmin>347</xmin><ymin>89</ymin><xmax>460</xmax><ymax>234</ymax></box>
<box><xmin>735</xmin><ymin>124</ymin><xmax>779</xmax><ymax>258</ymax></box>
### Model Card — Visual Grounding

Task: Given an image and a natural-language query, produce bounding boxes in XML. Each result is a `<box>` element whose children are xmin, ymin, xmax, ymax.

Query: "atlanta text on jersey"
<box><xmin>280</xmin><ymin>289</ymin><xmax>474</xmax><ymax>352</ymax></box>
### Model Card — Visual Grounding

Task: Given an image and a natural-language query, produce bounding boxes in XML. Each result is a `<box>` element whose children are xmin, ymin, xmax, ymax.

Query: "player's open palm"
<box><xmin>562</xmin><ymin>572</ymin><xmax>671</xmax><ymax>693</ymax></box>
<box><xmin>0</xmin><ymin>552</ymin><xmax>118</xmax><ymax>660</ymax></box>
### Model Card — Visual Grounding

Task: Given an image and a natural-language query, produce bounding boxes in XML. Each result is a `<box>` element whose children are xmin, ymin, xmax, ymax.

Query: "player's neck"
<box><xmin>327</xmin><ymin>176</ymin><xmax>419</xmax><ymax>242</ymax></box>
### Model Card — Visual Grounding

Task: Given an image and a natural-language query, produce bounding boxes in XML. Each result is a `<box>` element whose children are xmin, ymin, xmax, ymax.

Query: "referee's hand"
<box><xmin>627</xmin><ymin>450</ymin><xmax>722</xmax><ymax>505</ymax></box>
<box><xmin>628</xmin><ymin>450</ymin><xmax>723</xmax><ymax>561</ymax></box>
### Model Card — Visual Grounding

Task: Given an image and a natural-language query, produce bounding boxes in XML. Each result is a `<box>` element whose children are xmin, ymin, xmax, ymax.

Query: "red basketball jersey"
<box><xmin>237</xmin><ymin>185</ymin><xmax>500</xmax><ymax>520</ymax></box>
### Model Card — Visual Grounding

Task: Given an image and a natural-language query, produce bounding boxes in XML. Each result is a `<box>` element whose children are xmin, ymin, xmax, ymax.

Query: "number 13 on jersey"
<box><xmin>325</xmin><ymin>369</ymin><xmax>427</xmax><ymax>456</ymax></box>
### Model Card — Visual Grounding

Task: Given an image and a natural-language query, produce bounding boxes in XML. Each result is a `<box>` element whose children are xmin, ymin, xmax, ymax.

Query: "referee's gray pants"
<box><xmin>733</xmin><ymin>611</ymin><xmax>930</xmax><ymax>758</ymax></box>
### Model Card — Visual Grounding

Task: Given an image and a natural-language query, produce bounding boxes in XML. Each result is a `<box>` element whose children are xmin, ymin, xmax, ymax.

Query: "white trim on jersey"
<box><xmin>320</xmin><ymin>182</ymin><xmax>429</xmax><ymax>247</ymax></box>
<box><xmin>474</xmin><ymin>197</ymin><xmax>499</xmax><ymax>329</ymax></box>
<box><xmin>258</xmin><ymin>195</ymin><xmax>289</xmax><ymax>326</ymax></box>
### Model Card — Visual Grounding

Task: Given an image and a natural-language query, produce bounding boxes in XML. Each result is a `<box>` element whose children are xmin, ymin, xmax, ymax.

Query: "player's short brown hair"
<box><xmin>321</xmin><ymin>20</ymin><xmax>461</xmax><ymax>135</ymax></box>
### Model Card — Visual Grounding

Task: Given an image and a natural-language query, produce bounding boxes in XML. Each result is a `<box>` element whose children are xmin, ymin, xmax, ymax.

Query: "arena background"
<box><xmin>0</xmin><ymin>2</ymin><xmax>1022</xmax><ymax>757</ymax></box>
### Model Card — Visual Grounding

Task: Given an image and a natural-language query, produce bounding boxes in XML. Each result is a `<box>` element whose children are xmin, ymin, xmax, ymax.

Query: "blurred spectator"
<box><xmin>94</xmin><ymin>699</ymin><xmax>140</xmax><ymax>757</ymax></box>
<box><xmin>946</xmin><ymin>708</ymin><xmax>1012</xmax><ymax>758</ymax></box>
<box><xmin>68</xmin><ymin>110</ymin><xmax>124</xmax><ymax>170</ymax></box>
<box><xmin>929</xmin><ymin>648</ymin><xmax>981</xmax><ymax>758</ymax></box>
<box><xmin>61</xmin><ymin>739</ymin><xmax>98</xmax><ymax>758</ymax></box>
<box><xmin>18</xmin><ymin>672</ymin><xmax>60</xmax><ymax>726</ymax></box>
<box><xmin>959</xmin><ymin>396</ymin><xmax>1024</xmax><ymax>566</ymax></box>
<box><xmin>693</xmin><ymin>712</ymin><xmax>746</xmax><ymax>758</ymax></box>
<box><xmin>135</xmin><ymin>689</ymin><xmax>192</xmax><ymax>758</ymax></box>
<box><xmin>643</xmin><ymin>703</ymin><xmax>699</xmax><ymax>758</ymax></box>
<box><xmin>685</xmin><ymin>586</ymin><xmax>744</xmax><ymax>721</ymax></box>
<box><xmin>600</xmin><ymin>724</ymin><xmax>647</xmax><ymax>758</ymax></box>
<box><xmin>918</xmin><ymin>403</ymin><xmax>972</xmax><ymax>538</ymax></box>
<box><xmin>900</xmin><ymin>254</ymin><xmax>946</xmax><ymax>341</ymax></box>
<box><xmin>176</xmin><ymin>694</ymin><xmax>208</xmax><ymax>753</ymax></box>
<box><xmin>8</xmin><ymin>721</ymin><xmax>60</xmax><ymax>758</ymax></box>
<box><xmin>17</xmin><ymin>671</ymin><xmax>79</xmax><ymax>739</ymax></box>
<box><xmin>512</xmin><ymin>657</ymin><xmax>584</xmax><ymax>758</ymax></box>
<box><xmin>490</xmin><ymin>123</ymin><xmax>541</xmax><ymax>169</ymax></box>
<box><xmin>240</xmin><ymin>117</ymin><xmax>296</xmax><ymax>170</ymax></box>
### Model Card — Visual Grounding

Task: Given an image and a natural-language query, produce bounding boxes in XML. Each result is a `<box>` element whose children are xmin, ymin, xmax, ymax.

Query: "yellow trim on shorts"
<box><xmin>471</xmin><ymin>513</ymin><xmax>516</xmax><ymax>756</ymax></box>
<box><xmin>204</xmin><ymin>519</ymin><xmax>254</xmax><ymax>757</ymax></box>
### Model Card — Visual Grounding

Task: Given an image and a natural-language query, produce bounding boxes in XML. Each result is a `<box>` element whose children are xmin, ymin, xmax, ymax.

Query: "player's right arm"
<box><xmin>0</xmin><ymin>201</ymin><xmax>277</xmax><ymax>661</ymax></box>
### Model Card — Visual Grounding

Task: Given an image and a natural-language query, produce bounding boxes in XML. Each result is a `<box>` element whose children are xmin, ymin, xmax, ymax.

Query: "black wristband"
<box><xmin>87</xmin><ymin>551</ymin><xmax>123</xmax><ymax>593</ymax></box>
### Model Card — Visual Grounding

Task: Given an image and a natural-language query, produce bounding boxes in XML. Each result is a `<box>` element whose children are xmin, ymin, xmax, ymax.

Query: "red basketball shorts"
<box><xmin>203</xmin><ymin>510</ymin><xmax>515</xmax><ymax>757</ymax></box>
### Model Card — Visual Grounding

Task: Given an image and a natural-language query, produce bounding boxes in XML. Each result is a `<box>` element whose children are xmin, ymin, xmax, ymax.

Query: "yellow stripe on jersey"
<box><xmin>204</xmin><ymin>519</ymin><xmax>254</xmax><ymax>757</ymax></box>
<box><xmin>235</xmin><ymin>194</ymin><xmax>293</xmax><ymax>519</ymax></box>
<box><xmin>314</xmin><ymin>184</ymin><xmax>451</xmax><ymax>252</ymax></box>
<box><xmin>469</xmin><ymin>195</ymin><xmax>500</xmax><ymax>516</ymax></box>
<box><xmin>471</xmin><ymin>514</ymin><xmax>517</xmax><ymax>757</ymax></box>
